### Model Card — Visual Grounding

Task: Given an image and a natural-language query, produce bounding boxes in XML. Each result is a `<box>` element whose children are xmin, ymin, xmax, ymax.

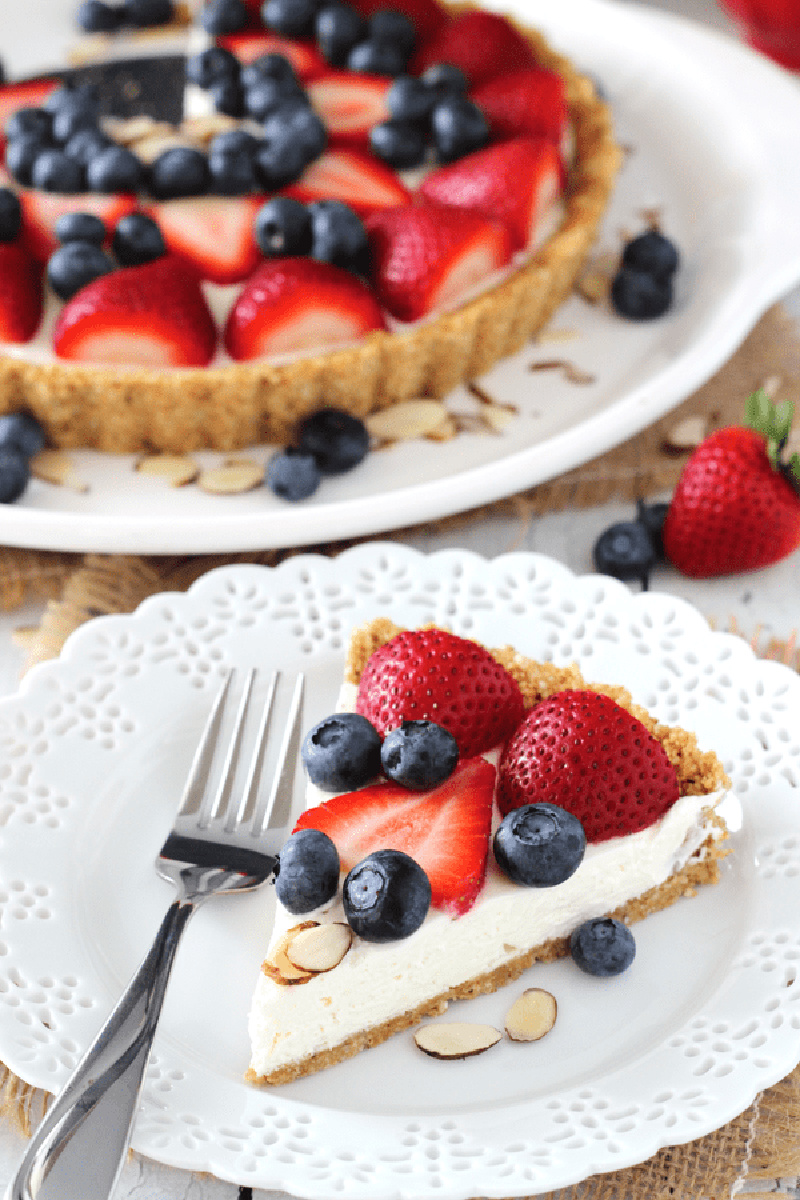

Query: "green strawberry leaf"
<box><xmin>744</xmin><ymin>388</ymin><xmax>796</xmax><ymax>471</ymax></box>
<box><xmin>788</xmin><ymin>451</ymin><xmax>800</xmax><ymax>489</ymax></box>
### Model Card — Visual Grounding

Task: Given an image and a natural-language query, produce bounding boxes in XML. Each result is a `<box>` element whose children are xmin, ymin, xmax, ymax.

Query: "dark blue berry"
<box><xmin>47</xmin><ymin>241</ymin><xmax>115</xmax><ymax>300</ymax></box>
<box><xmin>254</xmin><ymin>196</ymin><xmax>313</xmax><ymax>257</ymax></box>
<box><xmin>210</xmin><ymin>129</ymin><xmax>260</xmax><ymax>155</ymax></box>
<box><xmin>4</xmin><ymin>107</ymin><xmax>52</xmax><ymax>142</ymax></box>
<box><xmin>0</xmin><ymin>412</ymin><xmax>46</xmax><ymax>459</ymax></box>
<box><xmin>256</xmin><ymin>104</ymin><xmax>326</xmax><ymax>187</ymax></box>
<box><xmin>123</xmin><ymin>0</ymin><xmax>174</xmax><ymax>26</ymax></box>
<box><xmin>185</xmin><ymin>46</ymin><xmax>240</xmax><ymax>89</ymax></box>
<box><xmin>0</xmin><ymin>450</ymin><xmax>30</xmax><ymax>505</ymax></box>
<box><xmin>636</xmin><ymin>499</ymin><xmax>669</xmax><ymax>560</ymax></box>
<box><xmin>240</xmin><ymin>52</ymin><xmax>299</xmax><ymax>90</ymax></box>
<box><xmin>369</xmin><ymin>119</ymin><xmax>426</xmax><ymax>168</ymax></box>
<box><xmin>209</xmin><ymin>145</ymin><xmax>258</xmax><ymax>194</ymax></box>
<box><xmin>302</xmin><ymin>711</ymin><xmax>382</xmax><ymax>791</ymax></box>
<box><xmin>610</xmin><ymin>267</ymin><xmax>673</xmax><ymax>320</ymax></box>
<box><xmin>5</xmin><ymin>136</ymin><xmax>44</xmax><ymax>186</ymax></box>
<box><xmin>64</xmin><ymin>128</ymin><xmax>114</xmax><ymax>167</ymax></box>
<box><xmin>148</xmin><ymin>146</ymin><xmax>211</xmax><ymax>198</ymax></box>
<box><xmin>368</xmin><ymin>8</ymin><xmax>415</xmax><ymax>55</ymax></box>
<box><xmin>261</xmin><ymin>0</ymin><xmax>319</xmax><ymax>37</ymax></box>
<box><xmin>31</xmin><ymin>149</ymin><xmax>85</xmax><ymax>194</ymax></box>
<box><xmin>51</xmin><ymin>97</ymin><xmax>101</xmax><ymax>145</ymax></box>
<box><xmin>315</xmin><ymin>3</ymin><xmax>367</xmax><ymax>65</ymax></box>
<box><xmin>420</xmin><ymin>63</ymin><xmax>468</xmax><ymax>98</ymax></box>
<box><xmin>592</xmin><ymin>520</ymin><xmax>657</xmax><ymax>588</ymax></box>
<box><xmin>274</xmin><ymin>828</ymin><xmax>340</xmax><ymax>914</ymax></box>
<box><xmin>309</xmin><ymin>199</ymin><xmax>368</xmax><ymax>273</ymax></box>
<box><xmin>0</xmin><ymin>190</ymin><xmax>22</xmax><ymax>243</ymax></box>
<box><xmin>209</xmin><ymin>77</ymin><xmax>245</xmax><ymax>118</ymax></box>
<box><xmin>296</xmin><ymin>407</ymin><xmax>368</xmax><ymax>472</ymax></box>
<box><xmin>570</xmin><ymin>917</ymin><xmax>636</xmax><ymax>976</ymax></box>
<box><xmin>343</xmin><ymin>850</ymin><xmax>431</xmax><ymax>942</ymax></box>
<box><xmin>77</xmin><ymin>0</ymin><xmax>125</xmax><ymax>32</ymax></box>
<box><xmin>244</xmin><ymin>74</ymin><xmax>304</xmax><ymax>121</ymax></box>
<box><xmin>380</xmin><ymin>721</ymin><xmax>458</xmax><ymax>789</ymax></box>
<box><xmin>494</xmin><ymin>804</ymin><xmax>586</xmax><ymax>887</ymax></box>
<box><xmin>112</xmin><ymin>212</ymin><xmax>166</xmax><ymax>265</ymax></box>
<box><xmin>386</xmin><ymin>74</ymin><xmax>435</xmax><ymax>122</ymax></box>
<box><xmin>431</xmin><ymin>96</ymin><xmax>489</xmax><ymax>162</ymax></box>
<box><xmin>266</xmin><ymin>448</ymin><xmax>321</xmax><ymax>500</ymax></box>
<box><xmin>621</xmin><ymin>230</ymin><xmax>679</xmax><ymax>281</ymax></box>
<box><xmin>347</xmin><ymin>38</ymin><xmax>407</xmax><ymax>75</ymax></box>
<box><xmin>86</xmin><ymin>145</ymin><xmax>145</xmax><ymax>192</ymax></box>
<box><xmin>54</xmin><ymin>211</ymin><xmax>107</xmax><ymax>245</ymax></box>
<box><xmin>201</xmin><ymin>0</ymin><xmax>248</xmax><ymax>33</ymax></box>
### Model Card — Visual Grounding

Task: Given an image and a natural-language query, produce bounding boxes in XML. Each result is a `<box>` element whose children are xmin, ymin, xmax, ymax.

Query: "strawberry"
<box><xmin>419</xmin><ymin>137</ymin><xmax>563</xmax><ymax>252</ymax></box>
<box><xmin>217</xmin><ymin>33</ymin><xmax>327</xmax><ymax>78</ymax></box>
<box><xmin>284</xmin><ymin>147</ymin><xmax>410</xmax><ymax>216</ymax></box>
<box><xmin>497</xmin><ymin>690</ymin><xmax>679</xmax><ymax>843</ymax></box>
<box><xmin>411</xmin><ymin>12</ymin><xmax>536</xmax><ymax>87</ymax></box>
<box><xmin>350</xmin><ymin>0</ymin><xmax>449</xmax><ymax>44</ymax></box>
<box><xmin>224</xmin><ymin>257</ymin><xmax>385</xmax><ymax>361</ymax></box>
<box><xmin>145</xmin><ymin>195</ymin><xmax>263</xmax><ymax>285</ymax></box>
<box><xmin>19</xmin><ymin>190</ymin><xmax>137</xmax><ymax>263</ymax></box>
<box><xmin>307</xmin><ymin>72</ymin><xmax>391</xmax><ymax>148</ymax></box>
<box><xmin>53</xmin><ymin>255</ymin><xmax>218</xmax><ymax>367</ymax></box>
<box><xmin>295</xmin><ymin>757</ymin><xmax>497</xmax><ymax>914</ymax></box>
<box><xmin>366</xmin><ymin>200</ymin><xmax>513</xmax><ymax>322</ymax></box>
<box><xmin>0</xmin><ymin>241</ymin><xmax>43</xmax><ymax>344</ymax></box>
<box><xmin>471</xmin><ymin>68</ymin><xmax>568</xmax><ymax>148</ymax></box>
<box><xmin>662</xmin><ymin>390</ymin><xmax>800</xmax><ymax>577</ymax></box>
<box><xmin>355</xmin><ymin>628</ymin><xmax>525</xmax><ymax>758</ymax></box>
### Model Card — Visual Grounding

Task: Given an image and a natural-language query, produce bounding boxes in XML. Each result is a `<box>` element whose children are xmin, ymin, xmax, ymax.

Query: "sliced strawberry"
<box><xmin>366</xmin><ymin>200</ymin><xmax>513</xmax><ymax>322</ymax></box>
<box><xmin>472</xmin><ymin>68</ymin><xmax>568</xmax><ymax>148</ymax></box>
<box><xmin>295</xmin><ymin>758</ymin><xmax>496</xmax><ymax>915</ymax></box>
<box><xmin>145</xmin><ymin>195</ymin><xmax>263</xmax><ymax>285</ymax></box>
<box><xmin>419</xmin><ymin>137</ymin><xmax>563</xmax><ymax>251</ymax></box>
<box><xmin>284</xmin><ymin>148</ymin><xmax>410</xmax><ymax>216</ymax></box>
<box><xmin>307</xmin><ymin>72</ymin><xmax>391</xmax><ymax>148</ymax></box>
<box><xmin>224</xmin><ymin>257</ymin><xmax>386</xmax><ymax>361</ymax></box>
<box><xmin>53</xmin><ymin>255</ymin><xmax>217</xmax><ymax>367</ymax></box>
<box><xmin>0</xmin><ymin>241</ymin><xmax>43</xmax><ymax>344</ymax></box>
<box><xmin>411</xmin><ymin>12</ymin><xmax>537</xmax><ymax>87</ymax></box>
<box><xmin>19</xmin><ymin>190</ymin><xmax>137</xmax><ymax>263</ymax></box>
<box><xmin>350</xmin><ymin>0</ymin><xmax>448</xmax><ymax>45</ymax></box>
<box><xmin>218</xmin><ymin>33</ymin><xmax>327</xmax><ymax>78</ymax></box>
<box><xmin>0</xmin><ymin>77</ymin><xmax>60</xmax><ymax>138</ymax></box>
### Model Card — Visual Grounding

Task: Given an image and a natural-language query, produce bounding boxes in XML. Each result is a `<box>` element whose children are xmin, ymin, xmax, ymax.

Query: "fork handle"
<box><xmin>5</xmin><ymin>896</ymin><xmax>197</xmax><ymax>1200</ymax></box>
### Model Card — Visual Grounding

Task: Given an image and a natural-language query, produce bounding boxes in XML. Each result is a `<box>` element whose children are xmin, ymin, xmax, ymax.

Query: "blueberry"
<box><xmin>201</xmin><ymin>0</ymin><xmax>248</xmax><ymax>33</ymax></box>
<box><xmin>297</xmin><ymin>407</ymin><xmax>368</xmax><ymax>472</ymax></box>
<box><xmin>209</xmin><ymin>129</ymin><xmax>260</xmax><ymax>155</ymax></box>
<box><xmin>51</xmin><ymin>97</ymin><xmax>101</xmax><ymax>145</ymax></box>
<box><xmin>592</xmin><ymin>520</ymin><xmax>657</xmax><ymax>588</ymax></box>
<box><xmin>0</xmin><ymin>412</ymin><xmax>46</xmax><ymax>459</ymax></box>
<box><xmin>494</xmin><ymin>803</ymin><xmax>586</xmax><ymax>887</ymax></box>
<box><xmin>369</xmin><ymin>118</ymin><xmax>427</xmax><ymax>168</ymax></box>
<box><xmin>240</xmin><ymin>52</ymin><xmax>299</xmax><ymax>90</ymax></box>
<box><xmin>209</xmin><ymin>143</ymin><xmax>258</xmax><ymax>194</ymax></box>
<box><xmin>148</xmin><ymin>146</ymin><xmax>211</xmax><ymax>198</ymax></box>
<box><xmin>610</xmin><ymin>267</ymin><xmax>673</xmax><ymax>320</ymax></box>
<box><xmin>86</xmin><ymin>145</ymin><xmax>145</xmax><ymax>193</ymax></box>
<box><xmin>186</xmin><ymin>46</ymin><xmax>240</xmax><ymax>89</ymax></box>
<box><xmin>5</xmin><ymin>136</ymin><xmax>44</xmax><ymax>187</ymax></box>
<box><xmin>274</xmin><ymin>828</ymin><xmax>340</xmax><ymax>914</ymax></box>
<box><xmin>54</xmin><ymin>211</ymin><xmax>106</xmax><ymax>245</ymax></box>
<box><xmin>380</xmin><ymin>720</ymin><xmax>458</xmax><ymax>789</ymax></box>
<box><xmin>386</xmin><ymin>74</ymin><xmax>435</xmax><ymax>123</ymax></box>
<box><xmin>77</xmin><ymin>0</ymin><xmax>125</xmax><ymax>32</ymax></box>
<box><xmin>368</xmin><ymin>9</ymin><xmax>415</xmax><ymax>56</ymax></box>
<box><xmin>256</xmin><ymin>104</ymin><xmax>326</xmax><ymax>188</ymax></box>
<box><xmin>244</xmin><ymin>74</ymin><xmax>304</xmax><ymax>121</ymax></box>
<box><xmin>111</xmin><ymin>212</ymin><xmax>166</xmax><ymax>265</ymax></box>
<box><xmin>309</xmin><ymin>199</ymin><xmax>369</xmax><ymax>274</ymax></box>
<box><xmin>266</xmin><ymin>448</ymin><xmax>321</xmax><ymax>501</ymax></box>
<box><xmin>0</xmin><ymin>450</ymin><xmax>30</xmax><ymax>505</ymax></box>
<box><xmin>347</xmin><ymin>38</ymin><xmax>407</xmax><ymax>75</ymax></box>
<box><xmin>261</xmin><ymin>0</ymin><xmax>319</xmax><ymax>38</ymax></box>
<box><xmin>621</xmin><ymin>230</ymin><xmax>679</xmax><ymax>281</ymax></box>
<box><xmin>122</xmin><ymin>0</ymin><xmax>174</xmax><ymax>26</ymax></box>
<box><xmin>420</xmin><ymin>63</ymin><xmax>468</xmax><ymax>99</ymax></box>
<box><xmin>343</xmin><ymin>849</ymin><xmax>431</xmax><ymax>942</ymax></box>
<box><xmin>5</xmin><ymin>106</ymin><xmax>52</xmax><ymax>142</ymax></box>
<box><xmin>570</xmin><ymin>917</ymin><xmax>636</xmax><ymax>977</ymax></box>
<box><xmin>0</xmin><ymin>189</ymin><xmax>22</xmax><ymax>243</ymax></box>
<box><xmin>47</xmin><ymin>241</ymin><xmax>116</xmax><ymax>301</ymax></box>
<box><xmin>636</xmin><ymin>499</ymin><xmax>669</xmax><ymax>559</ymax></box>
<box><xmin>302</xmin><ymin>711</ymin><xmax>382</xmax><ymax>791</ymax></box>
<box><xmin>31</xmin><ymin>149</ymin><xmax>85</xmax><ymax>194</ymax></box>
<box><xmin>64</xmin><ymin>128</ymin><xmax>114</xmax><ymax>167</ymax></box>
<box><xmin>431</xmin><ymin>96</ymin><xmax>489</xmax><ymax>162</ymax></box>
<box><xmin>209</xmin><ymin>77</ymin><xmax>245</xmax><ymax>118</ymax></box>
<box><xmin>315</xmin><ymin>3</ymin><xmax>367</xmax><ymax>65</ymax></box>
<box><xmin>254</xmin><ymin>196</ymin><xmax>313</xmax><ymax>256</ymax></box>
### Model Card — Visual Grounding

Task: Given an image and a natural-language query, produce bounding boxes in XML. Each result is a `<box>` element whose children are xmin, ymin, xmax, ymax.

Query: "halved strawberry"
<box><xmin>350</xmin><ymin>0</ymin><xmax>449</xmax><ymax>45</ymax></box>
<box><xmin>411</xmin><ymin>12</ymin><xmax>536</xmax><ymax>87</ymax></box>
<box><xmin>307</xmin><ymin>72</ymin><xmax>391</xmax><ymax>148</ymax></box>
<box><xmin>145</xmin><ymin>195</ymin><xmax>263</xmax><ymax>285</ymax></box>
<box><xmin>19</xmin><ymin>190</ymin><xmax>138</xmax><ymax>263</ymax></box>
<box><xmin>295</xmin><ymin>758</ymin><xmax>497</xmax><ymax>915</ymax></box>
<box><xmin>419</xmin><ymin>137</ymin><xmax>562</xmax><ymax>251</ymax></box>
<box><xmin>53</xmin><ymin>255</ymin><xmax>218</xmax><ymax>367</ymax></box>
<box><xmin>218</xmin><ymin>33</ymin><xmax>327</xmax><ymax>78</ymax></box>
<box><xmin>224</xmin><ymin>257</ymin><xmax>386</xmax><ymax>361</ymax></box>
<box><xmin>366</xmin><ymin>200</ymin><xmax>513</xmax><ymax>322</ymax></box>
<box><xmin>472</xmin><ymin>68</ymin><xmax>568</xmax><ymax>148</ymax></box>
<box><xmin>0</xmin><ymin>77</ymin><xmax>60</xmax><ymax>139</ymax></box>
<box><xmin>0</xmin><ymin>241</ymin><xmax>43</xmax><ymax>344</ymax></box>
<box><xmin>284</xmin><ymin>147</ymin><xmax>410</xmax><ymax>216</ymax></box>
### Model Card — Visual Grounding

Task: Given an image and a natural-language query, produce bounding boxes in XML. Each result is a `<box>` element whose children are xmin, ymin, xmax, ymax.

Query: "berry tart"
<box><xmin>247</xmin><ymin>619</ymin><xmax>730</xmax><ymax>1086</ymax></box>
<box><xmin>0</xmin><ymin>0</ymin><xmax>620</xmax><ymax>452</ymax></box>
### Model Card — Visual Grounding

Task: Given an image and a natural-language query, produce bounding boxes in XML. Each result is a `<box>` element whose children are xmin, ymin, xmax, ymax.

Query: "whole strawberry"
<box><xmin>663</xmin><ymin>390</ymin><xmax>800</xmax><ymax>577</ymax></box>
<box><xmin>497</xmin><ymin>690</ymin><xmax>679</xmax><ymax>843</ymax></box>
<box><xmin>355</xmin><ymin>628</ymin><xmax>524</xmax><ymax>758</ymax></box>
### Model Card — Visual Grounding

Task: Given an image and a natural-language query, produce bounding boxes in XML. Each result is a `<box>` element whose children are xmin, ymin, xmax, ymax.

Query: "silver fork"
<box><xmin>5</xmin><ymin>668</ymin><xmax>304</xmax><ymax>1200</ymax></box>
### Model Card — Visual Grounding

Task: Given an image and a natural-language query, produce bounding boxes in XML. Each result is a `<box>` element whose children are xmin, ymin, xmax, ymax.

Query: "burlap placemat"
<box><xmin>2</xmin><ymin>302</ymin><xmax>800</xmax><ymax>1196</ymax></box>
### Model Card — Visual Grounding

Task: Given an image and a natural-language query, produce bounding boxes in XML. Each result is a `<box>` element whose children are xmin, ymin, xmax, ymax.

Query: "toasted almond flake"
<box><xmin>102</xmin><ymin>115</ymin><xmax>168</xmax><ymax>144</ymax></box>
<box><xmin>425</xmin><ymin>415</ymin><xmax>458</xmax><ymax>442</ymax></box>
<box><xmin>262</xmin><ymin>922</ymin><xmax>317</xmax><ymax>985</ymax></box>
<box><xmin>182</xmin><ymin>113</ymin><xmax>242</xmax><ymax>143</ymax></box>
<box><xmin>505</xmin><ymin>988</ymin><xmax>557</xmax><ymax>1042</ymax></box>
<box><xmin>197</xmin><ymin>459</ymin><xmax>264</xmax><ymax>495</ymax></box>
<box><xmin>529</xmin><ymin>359</ymin><xmax>595</xmax><ymax>385</ymax></box>
<box><xmin>662</xmin><ymin>415</ymin><xmax>707</xmax><ymax>453</ymax></box>
<box><xmin>31</xmin><ymin>450</ymin><xmax>89</xmax><ymax>493</ymax></box>
<box><xmin>575</xmin><ymin>250</ymin><xmax>617</xmax><ymax>303</ymax></box>
<box><xmin>534</xmin><ymin>327</ymin><xmax>579</xmax><ymax>345</ymax></box>
<box><xmin>480</xmin><ymin>405</ymin><xmax>516</xmax><ymax>434</ymax></box>
<box><xmin>366</xmin><ymin>400</ymin><xmax>451</xmax><ymax>442</ymax></box>
<box><xmin>286</xmin><ymin>922</ymin><xmax>353</xmax><ymax>972</ymax></box>
<box><xmin>135</xmin><ymin>454</ymin><xmax>199</xmax><ymax>487</ymax></box>
<box><xmin>414</xmin><ymin>1022</ymin><xmax>502</xmax><ymax>1060</ymax></box>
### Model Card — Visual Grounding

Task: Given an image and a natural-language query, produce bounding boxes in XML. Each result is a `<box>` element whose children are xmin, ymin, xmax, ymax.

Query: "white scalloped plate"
<box><xmin>0</xmin><ymin>545</ymin><xmax>798</xmax><ymax>1198</ymax></box>
<box><xmin>4</xmin><ymin>0</ymin><xmax>800</xmax><ymax>551</ymax></box>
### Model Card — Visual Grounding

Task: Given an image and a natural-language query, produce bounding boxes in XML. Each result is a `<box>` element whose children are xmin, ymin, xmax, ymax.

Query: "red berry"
<box><xmin>412</xmin><ymin>11</ymin><xmax>536</xmax><ymax>87</ymax></box>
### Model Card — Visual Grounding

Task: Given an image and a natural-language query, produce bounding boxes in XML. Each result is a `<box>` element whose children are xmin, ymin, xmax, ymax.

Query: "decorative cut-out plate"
<box><xmin>0</xmin><ymin>546</ymin><xmax>798</xmax><ymax>1199</ymax></box>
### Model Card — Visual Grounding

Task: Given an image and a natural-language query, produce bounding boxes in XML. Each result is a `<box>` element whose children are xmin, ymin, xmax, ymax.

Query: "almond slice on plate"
<box><xmin>504</xmin><ymin>988</ymin><xmax>557</xmax><ymax>1042</ymax></box>
<box><xmin>30</xmin><ymin>450</ymin><xmax>89</xmax><ymax>493</ymax></box>
<box><xmin>366</xmin><ymin>400</ymin><xmax>451</xmax><ymax>443</ymax></box>
<box><xmin>135</xmin><ymin>454</ymin><xmax>199</xmax><ymax>487</ymax></box>
<box><xmin>414</xmin><ymin>1022</ymin><xmax>502</xmax><ymax>1060</ymax></box>
<box><xmin>286</xmin><ymin>922</ymin><xmax>353</xmax><ymax>973</ymax></box>
<box><xmin>197</xmin><ymin>459</ymin><xmax>264</xmax><ymax>495</ymax></box>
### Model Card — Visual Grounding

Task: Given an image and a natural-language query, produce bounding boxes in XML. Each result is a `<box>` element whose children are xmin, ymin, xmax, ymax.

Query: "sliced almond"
<box><xmin>197</xmin><ymin>459</ymin><xmax>264</xmax><ymax>495</ymax></box>
<box><xmin>662</xmin><ymin>415</ymin><xmax>707</xmax><ymax>454</ymax></box>
<box><xmin>30</xmin><ymin>450</ymin><xmax>89</xmax><ymax>493</ymax></box>
<box><xmin>480</xmin><ymin>405</ymin><xmax>516</xmax><ymax>434</ymax></box>
<box><xmin>575</xmin><ymin>250</ymin><xmax>617</xmax><ymax>303</ymax></box>
<box><xmin>413</xmin><ymin>1022</ymin><xmax>502</xmax><ymax>1060</ymax></box>
<box><xmin>102</xmin><ymin>115</ymin><xmax>169</xmax><ymax>144</ymax></box>
<box><xmin>286</xmin><ymin>922</ymin><xmax>353</xmax><ymax>973</ymax></box>
<box><xmin>135</xmin><ymin>454</ymin><xmax>199</xmax><ymax>487</ymax></box>
<box><xmin>504</xmin><ymin>988</ymin><xmax>557</xmax><ymax>1042</ymax></box>
<box><xmin>366</xmin><ymin>400</ymin><xmax>450</xmax><ymax>443</ymax></box>
<box><xmin>424</xmin><ymin>414</ymin><xmax>458</xmax><ymax>442</ymax></box>
<box><xmin>262</xmin><ymin>922</ymin><xmax>317</xmax><ymax>985</ymax></box>
<box><xmin>181</xmin><ymin>113</ymin><xmax>242</xmax><ymax>143</ymax></box>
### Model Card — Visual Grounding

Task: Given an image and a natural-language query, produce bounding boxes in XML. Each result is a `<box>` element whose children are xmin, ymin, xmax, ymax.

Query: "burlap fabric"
<box><xmin>1</xmin><ymin>302</ymin><xmax>800</xmax><ymax>1196</ymax></box>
